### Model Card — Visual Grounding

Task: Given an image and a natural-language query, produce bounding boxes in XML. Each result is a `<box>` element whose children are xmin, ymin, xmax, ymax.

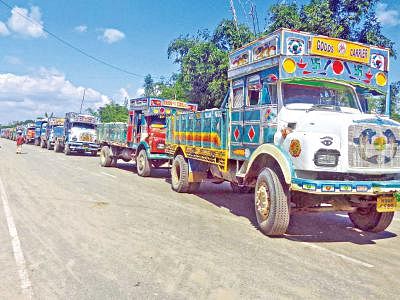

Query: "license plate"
<box><xmin>377</xmin><ymin>196</ymin><xmax>399</xmax><ymax>212</ymax></box>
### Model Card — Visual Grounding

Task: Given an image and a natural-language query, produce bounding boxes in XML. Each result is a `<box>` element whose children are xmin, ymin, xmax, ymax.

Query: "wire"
<box><xmin>0</xmin><ymin>0</ymin><xmax>162</xmax><ymax>79</ymax></box>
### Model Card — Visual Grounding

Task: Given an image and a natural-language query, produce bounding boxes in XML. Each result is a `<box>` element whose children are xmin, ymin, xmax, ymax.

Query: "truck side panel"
<box><xmin>98</xmin><ymin>123</ymin><xmax>128</xmax><ymax>147</ymax></box>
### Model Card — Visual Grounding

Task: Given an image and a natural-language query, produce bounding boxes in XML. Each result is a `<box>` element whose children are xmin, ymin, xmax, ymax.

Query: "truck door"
<box><xmin>127</xmin><ymin>110</ymin><xmax>134</xmax><ymax>143</ymax></box>
<box><xmin>230</xmin><ymin>79</ymin><xmax>245</xmax><ymax>158</ymax></box>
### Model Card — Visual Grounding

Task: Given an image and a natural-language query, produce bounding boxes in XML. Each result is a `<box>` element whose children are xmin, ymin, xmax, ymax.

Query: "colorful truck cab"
<box><xmin>98</xmin><ymin>97</ymin><xmax>197</xmax><ymax>177</ymax></box>
<box><xmin>23</xmin><ymin>125</ymin><xmax>35</xmax><ymax>143</ymax></box>
<box><xmin>60</xmin><ymin>112</ymin><xmax>99</xmax><ymax>155</ymax></box>
<box><xmin>34</xmin><ymin>118</ymin><xmax>48</xmax><ymax>146</ymax></box>
<box><xmin>166</xmin><ymin>28</ymin><xmax>400</xmax><ymax>236</ymax></box>
<box><xmin>44</xmin><ymin>117</ymin><xmax>65</xmax><ymax>150</ymax></box>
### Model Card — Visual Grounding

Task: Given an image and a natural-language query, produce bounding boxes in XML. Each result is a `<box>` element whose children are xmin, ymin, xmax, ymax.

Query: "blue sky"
<box><xmin>0</xmin><ymin>0</ymin><xmax>399</xmax><ymax>123</ymax></box>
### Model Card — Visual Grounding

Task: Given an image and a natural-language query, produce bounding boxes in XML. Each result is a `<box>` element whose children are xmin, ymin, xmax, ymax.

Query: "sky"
<box><xmin>0</xmin><ymin>0</ymin><xmax>400</xmax><ymax>124</ymax></box>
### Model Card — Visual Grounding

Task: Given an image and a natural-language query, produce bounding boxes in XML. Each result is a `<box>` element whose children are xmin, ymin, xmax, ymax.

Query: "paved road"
<box><xmin>1</xmin><ymin>138</ymin><xmax>400</xmax><ymax>299</ymax></box>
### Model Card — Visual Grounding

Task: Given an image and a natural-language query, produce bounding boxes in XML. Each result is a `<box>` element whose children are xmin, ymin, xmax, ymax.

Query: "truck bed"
<box><xmin>166</xmin><ymin>108</ymin><xmax>228</xmax><ymax>170</ymax></box>
<box><xmin>97</xmin><ymin>122</ymin><xmax>128</xmax><ymax>147</ymax></box>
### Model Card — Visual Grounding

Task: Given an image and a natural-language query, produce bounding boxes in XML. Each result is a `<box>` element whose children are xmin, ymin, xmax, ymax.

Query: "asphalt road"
<box><xmin>1</xmin><ymin>138</ymin><xmax>400</xmax><ymax>299</ymax></box>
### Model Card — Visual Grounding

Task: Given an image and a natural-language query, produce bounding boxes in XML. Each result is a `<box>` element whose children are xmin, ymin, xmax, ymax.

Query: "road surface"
<box><xmin>1</xmin><ymin>138</ymin><xmax>400</xmax><ymax>299</ymax></box>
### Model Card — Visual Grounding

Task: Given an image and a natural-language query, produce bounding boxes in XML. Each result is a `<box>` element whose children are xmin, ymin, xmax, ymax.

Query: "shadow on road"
<box><xmin>114</xmin><ymin>162</ymin><xmax>171</xmax><ymax>179</ymax></box>
<box><xmin>191</xmin><ymin>183</ymin><xmax>397</xmax><ymax>245</ymax></box>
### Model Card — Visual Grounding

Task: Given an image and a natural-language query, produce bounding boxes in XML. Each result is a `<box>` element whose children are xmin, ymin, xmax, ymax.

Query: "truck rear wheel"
<box><xmin>64</xmin><ymin>144</ymin><xmax>71</xmax><ymax>155</ymax></box>
<box><xmin>348</xmin><ymin>206</ymin><xmax>394</xmax><ymax>233</ymax></box>
<box><xmin>100</xmin><ymin>146</ymin><xmax>112</xmax><ymax>167</ymax></box>
<box><xmin>40</xmin><ymin>139</ymin><xmax>46</xmax><ymax>148</ymax></box>
<box><xmin>136</xmin><ymin>149</ymin><xmax>151</xmax><ymax>177</ymax></box>
<box><xmin>34</xmin><ymin>139</ymin><xmax>39</xmax><ymax>146</ymax></box>
<box><xmin>171</xmin><ymin>155</ymin><xmax>200</xmax><ymax>193</ymax></box>
<box><xmin>54</xmin><ymin>142</ymin><xmax>62</xmax><ymax>153</ymax></box>
<box><xmin>47</xmin><ymin>140</ymin><xmax>52</xmax><ymax>150</ymax></box>
<box><xmin>254</xmin><ymin>168</ymin><xmax>290</xmax><ymax>236</ymax></box>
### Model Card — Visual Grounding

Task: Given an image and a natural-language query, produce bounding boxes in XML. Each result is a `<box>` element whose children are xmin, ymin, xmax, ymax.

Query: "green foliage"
<box><xmin>143</xmin><ymin>74</ymin><xmax>155</xmax><ymax>97</ymax></box>
<box><xmin>266</xmin><ymin>0</ymin><xmax>395</xmax><ymax>56</ymax></box>
<box><xmin>212</xmin><ymin>19</ymin><xmax>255</xmax><ymax>51</ymax></box>
<box><xmin>97</xmin><ymin>102</ymin><xmax>128</xmax><ymax>123</ymax></box>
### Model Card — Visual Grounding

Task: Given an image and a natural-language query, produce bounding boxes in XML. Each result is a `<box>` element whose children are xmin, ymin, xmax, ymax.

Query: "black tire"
<box><xmin>349</xmin><ymin>206</ymin><xmax>394</xmax><ymax>233</ymax></box>
<box><xmin>111</xmin><ymin>157</ymin><xmax>118</xmax><ymax>167</ymax></box>
<box><xmin>54</xmin><ymin>142</ymin><xmax>62</xmax><ymax>153</ymax></box>
<box><xmin>254</xmin><ymin>168</ymin><xmax>290</xmax><ymax>236</ymax></box>
<box><xmin>34</xmin><ymin>139</ymin><xmax>40</xmax><ymax>146</ymax></box>
<box><xmin>91</xmin><ymin>150</ymin><xmax>98</xmax><ymax>157</ymax></box>
<box><xmin>47</xmin><ymin>140</ymin><xmax>52</xmax><ymax>150</ymax></box>
<box><xmin>171</xmin><ymin>155</ymin><xmax>199</xmax><ymax>193</ymax></box>
<box><xmin>100</xmin><ymin>146</ymin><xmax>112</xmax><ymax>167</ymax></box>
<box><xmin>64</xmin><ymin>144</ymin><xmax>71</xmax><ymax>156</ymax></box>
<box><xmin>230</xmin><ymin>182</ymin><xmax>252</xmax><ymax>193</ymax></box>
<box><xmin>136</xmin><ymin>149</ymin><xmax>151</xmax><ymax>177</ymax></box>
<box><xmin>40</xmin><ymin>139</ymin><xmax>46</xmax><ymax>148</ymax></box>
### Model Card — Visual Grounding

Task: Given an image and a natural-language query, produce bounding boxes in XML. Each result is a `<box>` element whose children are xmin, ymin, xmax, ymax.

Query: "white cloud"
<box><xmin>74</xmin><ymin>25</ymin><xmax>87</xmax><ymax>33</ymax></box>
<box><xmin>99</xmin><ymin>28</ymin><xmax>125</xmax><ymax>44</ymax></box>
<box><xmin>3</xmin><ymin>55</ymin><xmax>22</xmax><ymax>65</ymax></box>
<box><xmin>0</xmin><ymin>21</ymin><xmax>10</xmax><ymax>36</ymax></box>
<box><xmin>0</xmin><ymin>68</ymin><xmax>111</xmax><ymax>123</ymax></box>
<box><xmin>7</xmin><ymin>6</ymin><xmax>46</xmax><ymax>38</ymax></box>
<box><xmin>135</xmin><ymin>88</ymin><xmax>145</xmax><ymax>97</ymax></box>
<box><xmin>377</xmin><ymin>3</ymin><xmax>400</xmax><ymax>26</ymax></box>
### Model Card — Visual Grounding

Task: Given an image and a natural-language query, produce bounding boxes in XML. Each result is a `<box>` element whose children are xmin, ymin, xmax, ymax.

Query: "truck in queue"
<box><xmin>24</xmin><ymin>125</ymin><xmax>36</xmax><ymax>144</ymax></box>
<box><xmin>34</xmin><ymin>118</ymin><xmax>48</xmax><ymax>146</ymax></box>
<box><xmin>166</xmin><ymin>28</ymin><xmax>400</xmax><ymax>236</ymax></box>
<box><xmin>57</xmin><ymin>112</ymin><xmax>99</xmax><ymax>156</ymax></box>
<box><xmin>44</xmin><ymin>117</ymin><xmax>65</xmax><ymax>150</ymax></box>
<box><xmin>98</xmin><ymin>97</ymin><xmax>197</xmax><ymax>176</ymax></box>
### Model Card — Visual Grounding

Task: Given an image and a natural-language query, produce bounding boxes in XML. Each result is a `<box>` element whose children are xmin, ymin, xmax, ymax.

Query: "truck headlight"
<box><xmin>314</xmin><ymin>149</ymin><xmax>340</xmax><ymax>167</ymax></box>
<box><xmin>156</xmin><ymin>143</ymin><xmax>165</xmax><ymax>149</ymax></box>
<box><xmin>72</xmin><ymin>136</ymin><xmax>78</xmax><ymax>142</ymax></box>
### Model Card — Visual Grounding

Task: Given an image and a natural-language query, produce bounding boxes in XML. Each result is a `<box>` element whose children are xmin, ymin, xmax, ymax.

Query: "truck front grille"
<box><xmin>348</xmin><ymin>124</ymin><xmax>400</xmax><ymax>169</ymax></box>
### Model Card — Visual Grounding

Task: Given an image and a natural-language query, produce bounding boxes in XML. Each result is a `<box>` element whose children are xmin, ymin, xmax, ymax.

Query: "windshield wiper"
<box><xmin>306</xmin><ymin>104</ymin><xmax>342</xmax><ymax>113</ymax></box>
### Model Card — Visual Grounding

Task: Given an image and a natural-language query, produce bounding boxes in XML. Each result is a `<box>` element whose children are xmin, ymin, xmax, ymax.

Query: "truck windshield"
<box><xmin>149</xmin><ymin>116</ymin><xmax>166</xmax><ymax>126</ymax></box>
<box><xmin>282</xmin><ymin>81</ymin><xmax>361</xmax><ymax>113</ymax></box>
<box><xmin>72</xmin><ymin>122</ymin><xmax>95</xmax><ymax>129</ymax></box>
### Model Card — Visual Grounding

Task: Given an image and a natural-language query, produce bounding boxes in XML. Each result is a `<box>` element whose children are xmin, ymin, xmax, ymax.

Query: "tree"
<box><xmin>265</xmin><ymin>0</ymin><xmax>395</xmax><ymax>56</ymax></box>
<box><xmin>212</xmin><ymin>19</ymin><xmax>255</xmax><ymax>51</ymax></box>
<box><xmin>143</xmin><ymin>74</ymin><xmax>155</xmax><ymax>97</ymax></box>
<box><xmin>97</xmin><ymin>102</ymin><xmax>128</xmax><ymax>123</ymax></box>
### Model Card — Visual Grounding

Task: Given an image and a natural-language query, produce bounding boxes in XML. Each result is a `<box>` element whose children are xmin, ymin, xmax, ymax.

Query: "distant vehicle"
<box><xmin>97</xmin><ymin>97</ymin><xmax>197</xmax><ymax>176</ymax></box>
<box><xmin>34</xmin><ymin>118</ymin><xmax>48</xmax><ymax>146</ymax></box>
<box><xmin>25</xmin><ymin>126</ymin><xmax>36</xmax><ymax>144</ymax></box>
<box><xmin>44</xmin><ymin>118</ymin><xmax>65</xmax><ymax>150</ymax></box>
<box><xmin>57</xmin><ymin>112</ymin><xmax>99</xmax><ymax>155</ymax></box>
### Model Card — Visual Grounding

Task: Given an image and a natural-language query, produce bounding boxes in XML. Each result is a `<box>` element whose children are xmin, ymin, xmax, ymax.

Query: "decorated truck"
<box><xmin>166</xmin><ymin>28</ymin><xmax>400</xmax><ymax>236</ymax></box>
<box><xmin>58</xmin><ymin>112</ymin><xmax>99</xmax><ymax>155</ymax></box>
<box><xmin>24</xmin><ymin>125</ymin><xmax>36</xmax><ymax>144</ymax></box>
<box><xmin>98</xmin><ymin>97</ymin><xmax>197</xmax><ymax>176</ymax></box>
<box><xmin>34</xmin><ymin>118</ymin><xmax>48</xmax><ymax>146</ymax></box>
<box><xmin>44</xmin><ymin>117</ymin><xmax>65</xmax><ymax>150</ymax></box>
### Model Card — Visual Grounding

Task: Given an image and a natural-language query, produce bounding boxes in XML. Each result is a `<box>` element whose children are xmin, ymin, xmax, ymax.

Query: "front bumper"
<box><xmin>67</xmin><ymin>142</ymin><xmax>99</xmax><ymax>152</ymax></box>
<box><xmin>291</xmin><ymin>178</ymin><xmax>400</xmax><ymax>195</ymax></box>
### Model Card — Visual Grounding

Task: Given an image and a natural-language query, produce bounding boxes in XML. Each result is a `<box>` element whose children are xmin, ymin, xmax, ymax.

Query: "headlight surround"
<box><xmin>156</xmin><ymin>143</ymin><xmax>165</xmax><ymax>150</ymax></box>
<box><xmin>314</xmin><ymin>149</ymin><xmax>340</xmax><ymax>167</ymax></box>
<box><xmin>72</xmin><ymin>136</ymin><xmax>78</xmax><ymax>142</ymax></box>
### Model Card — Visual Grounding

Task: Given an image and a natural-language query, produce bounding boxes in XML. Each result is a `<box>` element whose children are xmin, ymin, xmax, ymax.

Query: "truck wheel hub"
<box><xmin>256</xmin><ymin>184</ymin><xmax>270</xmax><ymax>220</ymax></box>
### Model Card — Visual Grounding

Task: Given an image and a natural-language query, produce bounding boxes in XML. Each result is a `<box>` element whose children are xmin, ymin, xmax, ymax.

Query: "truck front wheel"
<box><xmin>171</xmin><ymin>155</ymin><xmax>200</xmax><ymax>193</ymax></box>
<box><xmin>136</xmin><ymin>149</ymin><xmax>151</xmax><ymax>177</ymax></box>
<box><xmin>47</xmin><ymin>140</ymin><xmax>52</xmax><ymax>150</ymax></box>
<box><xmin>255</xmin><ymin>168</ymin><xmax>290</xmax><ymax>236</ymax></box>
<box><xmin>64</xmin><ymin>144</ymin><xmax>71</xmax><ymax>155</ymax></box>
<box><xmin>54</xmin><ymin>142</ymin><xmax>62</xmax><ymax>153</ymax></box>
<box><xmin>100</xmin><ymin>146</ymin><xmax>112</xmax><ymax>167</ymax></box>
<box><xmin>348</xmin><ymin>206</ymin><xmax>394</xmax><ymax>233</ymax></box>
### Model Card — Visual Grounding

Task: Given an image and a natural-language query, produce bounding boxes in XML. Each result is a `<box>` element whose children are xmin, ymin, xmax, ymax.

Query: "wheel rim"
<box><xmin>256</xmin><ymin>183</ymin><xmax>270</xmax><ymax>221</ymax></box>
<box><xmin>137</xmin><ymin>153</ymin><xmax>145</xmax><ymax>172</ymax></box>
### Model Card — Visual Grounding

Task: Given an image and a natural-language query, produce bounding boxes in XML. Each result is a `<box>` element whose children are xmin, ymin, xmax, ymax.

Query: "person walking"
<box><xmin>16</xmin><ymin>131</ymin><xmax>25</xmax><ymax>154</ymax></box>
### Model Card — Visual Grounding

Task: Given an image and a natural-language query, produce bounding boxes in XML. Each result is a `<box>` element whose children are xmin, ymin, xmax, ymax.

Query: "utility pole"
<box><xmin>229</xmin><ymin>0</ymin><xmax>238</xmax><ymax>30</ymax></box>
<box><xmin>80</xmin><ymin>89</ymin><xmax>86</xmax><ymax>114</ymax></box>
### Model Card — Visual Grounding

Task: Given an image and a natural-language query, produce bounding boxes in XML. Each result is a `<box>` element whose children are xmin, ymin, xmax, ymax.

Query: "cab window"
<box><xmin>232</xmin><ymin>79</ymin><xmax>244</xmax><ymax>108</ymax></box>
<box><xmin>247</xmin><ymin>75</ymin><xmax>261</xmax><ymax>106</ymax></box>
